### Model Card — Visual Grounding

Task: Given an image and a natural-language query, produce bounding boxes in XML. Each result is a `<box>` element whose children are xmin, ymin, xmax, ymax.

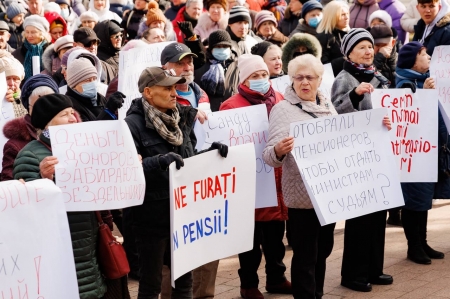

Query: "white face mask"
<box><xmin>61</xmin><ymin>8</ymin><xmax>69</xmax><ymax>19</ymax></box>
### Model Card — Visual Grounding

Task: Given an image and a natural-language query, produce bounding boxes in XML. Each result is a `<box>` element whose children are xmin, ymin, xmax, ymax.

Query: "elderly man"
<box><xmin>124</xmin><ymin>66</ymin><xmax>227</xmax><ymax>298</ymax></box>
<box><xmin>26</xmin><ymin>0</ymin><xmax>44</xmax><ymax>16</ymax></box>
<box><xmin>73</xmin><ymin>27</ymin><xmax>101</xmax><ymax>55</ymax></box>
<box><xmin>0</xmin><ymin>21</ymin><xmax>14</xmax><ymax>52</ymax></box>
<box><xmin>172</xmin><ymin>0</ymin><xmax>203</xmax><ymax>42</ymax></box>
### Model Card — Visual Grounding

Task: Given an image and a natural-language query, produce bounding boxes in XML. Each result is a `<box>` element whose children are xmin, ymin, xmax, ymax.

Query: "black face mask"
<box><xmin>293</xmin><ymin>50</ymin><xmax>314</xmax><ymax>58</ymax></box>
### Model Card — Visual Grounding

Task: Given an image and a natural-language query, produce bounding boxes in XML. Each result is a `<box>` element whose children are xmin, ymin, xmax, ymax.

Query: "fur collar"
<box><xmin>42</xmin><ymin>43</ymin><xmax>55</xmax><ymax>74</ymax></box>
<box><xmin>281</xmin><ymin>32</ymin><xmax>322</xmax><ymax>73</ymax></box>
<box><xmin>3</xmin><ymin>115</ymin><xmax>36</xmax><ymax>141</ymax></box>
<box><xmin>437</xmin><ymin>12</ymin><xmax>450</xmax><ymax>27</ymax></box>
<box><xmin>196</xmin><ymin>12</ymin><xmax>229</xmax><ymax>32</ymax></box>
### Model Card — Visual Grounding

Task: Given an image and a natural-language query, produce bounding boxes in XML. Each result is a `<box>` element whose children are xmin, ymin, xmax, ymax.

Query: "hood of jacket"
<box><xmin>42</xmin><ymin>43</ymin><xmax>56</xmax><ymax>74</ymax></box>
<box><xmin>395</xmin><ymin>67</ymin><xmax>429</xmax><ymax>87</ymax></box>
<box><xmin>67</xmin><ymin>48</ymin><xmax>103</xmax><ymax>83</ymax></box>
<box><xmin>44</xmin><ymin>11</ymin><xmax>69</xmax><ymax>42</ymax></box>
<box><xmin>3</xmin><ymin>114</ymin><xmax>36</xmax><ymax>141</ymax></box>
<box><xmin>281</xmin><ymin>32</ymin><xmax>322</xmax><ymax>73</ymax></box>
<box><xmin>195</xmin><ymin>12</ymin><xmax>229</xmax><ymax>33</ymax></box>
<box><xmin>89</xmin><ymin>0</ymin><xmax>111</xmax><ymax>15</ymax></box>
<box><xmin>94</xmin><ymin>19</ymin><xmax>121</xmax><ymax>57</ymax></box>
<box><xmin>437</xmin><ymin>11</ymin><xmax>450</xmax><ymax>28</ymax></box>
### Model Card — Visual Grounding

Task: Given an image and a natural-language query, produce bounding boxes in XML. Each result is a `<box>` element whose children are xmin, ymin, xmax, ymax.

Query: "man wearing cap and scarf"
<box><xmin>124</xmin><ymin>66</ymin><xmax>228</xmax><ymax>298</ymax></box>
<box><xmin>227</xmin><ymin>5</ymin><xmax>261</xmax><ymax>55</ymax></box>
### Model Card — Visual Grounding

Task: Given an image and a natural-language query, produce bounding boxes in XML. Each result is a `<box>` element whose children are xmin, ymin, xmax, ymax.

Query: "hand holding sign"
<box><xmin>39</xmin><ymin>156</ymin><xmax>59</xmax><ymax>180</ymax></box>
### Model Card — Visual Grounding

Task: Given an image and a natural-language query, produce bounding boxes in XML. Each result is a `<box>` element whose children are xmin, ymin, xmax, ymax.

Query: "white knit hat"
<box><xmin>0</xmin><ymin>56</ymin><xmax>25</xmax><ymax>80</ymax></box>
<box><xmin>80</xmin><ymin>11</ymin><xmax>99</xmax><ymax>23</ymax></box>
<box><xmin>23</xmin><ymin>15</ymin><xmax>50</xmax><ymax>33</ymax></box>
<box><xmin>238</xmin><ymin>54</ymin><xmax>269</xmax><ymax>83</ymax></box>
<box><xmin>368</xmin><ymin>10</ymin><xmax>393</xmax><ymax>29</ymax></box>
<box><xmin>66</xmin><ymin>57</ymin><xmax>98</xmax><ymax>88</ymax></box>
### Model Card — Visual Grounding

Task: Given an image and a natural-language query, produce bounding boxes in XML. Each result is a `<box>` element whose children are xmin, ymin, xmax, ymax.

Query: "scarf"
<box><xmin>395</xmin><ymin>67</ymin><xmax>430</xmax><ymax>89</ymax></box>
<box><xmin>23</xmin><ymin>39</ymin><xmax>46</xmax><ymax>81</ymax></box>
<box><xmin>42</xmin><ymin>128</ymin><xmax>50</xmax><ymax>138</ymax></box>
<box><xmin>183</xmin><ymin>10</ymin><xmax>198</xmax><ymax>28</ymax></box>
<box><xmin>344</xmin><ymin>59</ymin><xmax>390</xmax><ymax>87</ymax></box>
<box><xmin>201</xmin><ymin>59</ymin><xmax>225</xmax><ymax>96</ymax></box>
<box><xmin>141</xmin><ymin>98</ymin><xmax>183</xmax><ymax>146</ymax></box>
<box><xmin>237</xmin><ymin>83</ymin><xmax>277</xmax><ymax>115</ymax></box>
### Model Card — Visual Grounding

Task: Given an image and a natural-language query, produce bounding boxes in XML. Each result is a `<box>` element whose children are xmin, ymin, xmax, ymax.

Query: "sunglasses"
<box><xmin>111</xmin><ymin>33</ymin><xmax>123</xmax><ymax>40</ymax></box>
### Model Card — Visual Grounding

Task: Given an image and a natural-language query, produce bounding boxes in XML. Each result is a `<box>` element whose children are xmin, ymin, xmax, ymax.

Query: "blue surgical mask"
<box><xmin>249</xmin><ymin>78</ymin><xmax>270</xmax><ymax>94</ymax></box>
<box><xmin>212</xmin><ymin>48</ymin><xmax>231</xmax><ymax>61</ymax></box>
<box><xmin>81</xmin><ymin>81</ymin><xmax>97</xmax><ymax>99</ymax></box>
<box><xmin>308</xmin><ymin>16</ymin><xmax>322</xmax><ymax>28</ymax></box>
<box><xmin>61</xmin><ymin>8</ymin><xmax>69</xmax><ymax>19</ymax></box>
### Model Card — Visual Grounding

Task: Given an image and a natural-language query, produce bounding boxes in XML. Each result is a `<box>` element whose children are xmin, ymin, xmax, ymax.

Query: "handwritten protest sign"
<box><xmin>118</xmin><ymin>41</ymin><xmax>174</xmax><ymax>118</ymax></box>
<box><xmin>289</xmin><ymin>108</ymin><xmax>404</xmax><ymax>225</ymax></box>
<box><xmin>430</xmin><ymin>46</ymin><xmax>450</xmax><ymax>131</ymax></box>
<box><xmin>49</xmin><ymin>120</ymin><xmax>145</xmax><ymax>211</ymax></box>
<box><xmin>0</xmin><ymin>179</ymin><xmax>79</xmax><ymax>298</ymax></box>
<box><xmin>372</xmin><ymin>89</ymin><xmax>438</xmax><ymax>182</ymax></box>
<box><xmin>0</xmin><ymin>72</ymin><xmax>14</xmax><ymax>171</ymax></box>
<box><xmin>195</xmin><ymin>105</ymin><xmax>277</xmax><ymax>208</ymax></box>
<box><xmin>169</xmin><ymin>143</ymin><xmax>256</xmax><ymax>285</ymax></box>
<box><xmin>272</xmin><ymin>63</ymin><xmax>334</xmax><ymax>97</ymax></box>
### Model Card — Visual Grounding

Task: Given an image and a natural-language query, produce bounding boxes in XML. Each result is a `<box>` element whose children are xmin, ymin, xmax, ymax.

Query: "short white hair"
<box><xmin>29</xmin><ymin>86</ymin><xmax>55</xmax><ymax>106</ymax></box>
<box><xmin>186</xmin><ymin>0</ymin><xmax>202</xmax><ymax>8</ymax></box>
<box><xmin>287</xmin><ymin>54</ymin><xmax>324</xmax><ymax>79</ymax></box>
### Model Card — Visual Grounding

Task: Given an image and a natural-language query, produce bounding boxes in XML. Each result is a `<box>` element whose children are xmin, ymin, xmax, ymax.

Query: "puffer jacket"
<box><xmin>94</xmin><ymin>19</ymin><xmax>121</xmax><ymax>84</ymax></box>
<box><xmin>13</xmin><ymin>134</ymin><xmax>107</xmax><ymax>299</ymax></box>
<box><xmin>414</xmin><ymin>12</ymin><xmax>450</xmax><ymax>56</ymax></box>
<box><xmin>379</xmin><ymin>0</ymin><xmax>407</xmax><ymax>44</ymax></box>
<box><xmin>194</xmin><ymin>12</ymin><xmax>229</xmax><ymax>42</ymax></box>
<box><xmin>349</xmin><ymin>0</ymin><xmax>379</xmax><ymax>29</ymax></box>
<box><xmin>288</xmin><ymin>18</ymin><xmax>318</xmax><ymax>38</ymax></box>
<box><xmin>317</xmin><ymin>28</ymin><xmax>347</xmax><ymax>76</ymax></box>
<box><xmin>263</xmin><ymin>87</ymin><xmax>337</xmax><ymax>209</ymax></box>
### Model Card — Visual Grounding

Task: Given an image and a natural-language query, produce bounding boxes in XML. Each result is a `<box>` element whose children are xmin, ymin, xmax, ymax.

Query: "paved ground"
<box><xmin>126</xmin><ymin>201</ymin><xmax>450</xmax><ymax>298</ymax></box>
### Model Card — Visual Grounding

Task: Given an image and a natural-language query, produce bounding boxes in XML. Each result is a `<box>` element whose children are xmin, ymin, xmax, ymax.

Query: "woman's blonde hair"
<box><xmin>288</xmin><ymin>54</ymin><xmax>324</xmax><ymax>79</ymax></box>
<box><xmin>22</xmin><ymin>25</ymin><xmax>51</xmax><ymax>44</ymax></box>
<box><xmin>316</xmin><ymin>1</ymin><xmax>349</xmax><ymax>34</ymax></box>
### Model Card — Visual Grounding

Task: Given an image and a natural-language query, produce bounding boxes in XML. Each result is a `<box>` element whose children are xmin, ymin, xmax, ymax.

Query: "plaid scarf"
<box><xmin>201</xmin><ymin>59</ymin><xmax>225</xmax><ymax>96</ymax></box>
<box><xmin>141</xmin><ymin>98</ymin><xmax>183</xmax><ymax>146</ymax></box>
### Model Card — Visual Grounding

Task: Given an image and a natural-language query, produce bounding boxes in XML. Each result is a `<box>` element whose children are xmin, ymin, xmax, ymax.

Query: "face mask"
<box><xmin>61</xmin><ymin>8</ymin><xmax>69</xmax><ymax>19</ymax></box>
<box><xmin>249</xmin><ymin>78</ymin><xmax>270</xmax><ymax>94</ymax></box>
<box><xmin>81</xmin><ymin>81</ymin><xmax>97</xmax><ymax>98</ymax></box>
<box><xmin>212</xmin><ymin>48</ymin><xmax>231</xmax><ymax>61</ymax></box>
<box><xmin>308</xmin><ymin>16</ymin><xmax>322</xmax><ymax>28</ymax></box>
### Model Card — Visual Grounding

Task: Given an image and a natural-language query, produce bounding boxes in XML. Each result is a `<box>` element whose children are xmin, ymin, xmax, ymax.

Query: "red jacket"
<box><xmin>44</xmin><ymin>11</ymin><xmax>69</xmax><ymax>43</ymax></box>
<box><xmin>172</xmin><ymin>6</ymin><xmax>207</xmax><ymax>42</ymax></box>
<box><xmin>220</xmin><ymin>85</ymin><xmax>288</xmax><ymax>222</ymax></box>
<box><xmin>176</xmin><ymin>82</ymin><xmax>210</xmax><ymax>106</ymax></box>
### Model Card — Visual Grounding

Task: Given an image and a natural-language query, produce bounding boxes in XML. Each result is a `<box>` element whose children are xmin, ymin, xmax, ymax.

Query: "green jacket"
<box><xmin>13</xmin><ymin>135</ymin><xmax>107</xmax><ymax>299</ymax></box>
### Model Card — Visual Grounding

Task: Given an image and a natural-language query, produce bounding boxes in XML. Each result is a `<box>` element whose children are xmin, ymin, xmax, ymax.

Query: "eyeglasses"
<box><xmin>292</xmin><ymin>75</ymin><xmax>319</xmax><ymax>82</ymax></box>
<box><xmin>111</xmin><ymin>33</ymin><xmax>123</xmax><ymax>40</ymax></box>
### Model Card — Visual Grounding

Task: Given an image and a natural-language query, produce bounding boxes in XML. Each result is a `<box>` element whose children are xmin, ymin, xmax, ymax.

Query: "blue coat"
<box><xmin>413</xmin><ymin>12</ymin><xmax>450</xmax><ymax>56</ymax></box>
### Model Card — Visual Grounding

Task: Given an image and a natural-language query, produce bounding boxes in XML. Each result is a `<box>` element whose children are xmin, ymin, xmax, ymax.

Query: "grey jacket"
<box><xmin>263</xmin><ymin>86</ymin><xmax>337</xmax><ymax>209</ymax></box>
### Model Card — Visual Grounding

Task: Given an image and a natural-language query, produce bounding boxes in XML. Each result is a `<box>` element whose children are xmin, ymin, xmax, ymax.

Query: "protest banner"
<box><xmin>49</xmin><ymin>120</ymin><xmax>145</xmax><ymax>211</ymax></box>
<box><xmin>0</xmin><ymin>179</ymin><xmax>79</xmax><ymax>298</ymax></box>
<box><xmin>169</xmin><ymin>143</ymin><xmax>256</xmax><ymax>285</ymax></box>
<box><xmin>430</xmin><ymin>45</ymin><xmax>450</xmax><ymax>131</ymax></box>
<box><xmin>372</xmin><ymin>89</ymin><xmax>438</xmax><ymax>182</ymax></box>
<box><xmin>0</xmin><ymin>72</ymin><xmax>14</xmax><ymax>172</ymax></box>
<box><xmin>289</xmin><ymin>108</ymin><xmax>404</xmax><ymax>225</ymax></box>
<box><xmin>195</xmin><ymin>104</ymin><xmax>277</xmax><ymax>208</ymax></box>
<box><xmin>118</xmin><ymin>41</ymin><xmax>174</xmax><ymax>118</ymax></box>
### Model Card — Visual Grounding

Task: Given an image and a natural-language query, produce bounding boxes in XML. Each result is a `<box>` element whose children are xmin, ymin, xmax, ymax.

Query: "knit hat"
<box><xmin>238</xmin><ymin>54</ymin><xmax>269</xmax><ymax>83</ymax></box>
<box><xmin>208</xmin><ymin>29</ymin><xmax>233</xmax><ymax>51</ymax></box>
<box><xmin>61</xmin><ymin>46</ymin><xmax>83</xmax><ymax>66</ymax></box>
<box><xmin>228</xmin><ymin>6</ymin><xmax>251</xmax><ymax>24</ymax></box>
<box><xmin>368</xmin><ymin>24</ymin><xmax>393</xmax><ymax>44</ymax></box>
<box><xmin>43</xmin><ymin>2</ymin><xmax>61</xmax><ymax>14</ymax></box>
<box><xmin>397</xmin><ymin>41</ymin><xmax>425</xmax><ymax>69</ymax></box>
<box><xmin>31</xmin><ymin>94</ymin><xmax>73</xmax><ymax>130</ymax></box>
<box><xmin>251</xmin><ymin>41</ymin><xmax>273</xmax><ymax>57</ymax></box>
<box><xmin>6</xmin><ymin>2</ymin><xmax>26</xmax><ymax>20</ymax></box>
<box><xmin>340</xmin><ymin>28</ymin><xmax>374</xmax><ymax>58</ymax></box>
<box><xmin>206</xmin><ymin>0</ymin><xmax>227</xmax><ymax>11</ymax></box>
<box><xmin>145</xmin><ymin>1</ymin><xmax>166</xmax><ymax>26</ymax></box>
<box><xmin>54</xmin><ymin>34</ymin><xmax>74</xmax><ymax>52</ymax></box>
<box><xmin>255</xmin><ymin>10</ymin><xmax>277</xmax><ymax>30</ymax></box>
<box><xmin>66</xmin><ymin>57</ymin><xmax>98</xmax><ymax>88</ymax></box>
<box><xmin>21</xmin><ymin>74</ymin><xmax>59</xmax><ymax>112</ymax></box>
<box><xmin>80</xmin><ymin>11</ymin><xmax>99</xmax><ymax>23</ymax></box>
<box><xmin>368</xmin><ymin>10</ymin><xmax>393</xmax><ymax>29</ymax></box>
<box><xmin>301</xmin><ymin>0</ymin><xmax>322</xmax><ymax>18</ymax></box>
<box><xmin>23</xmin><ymin>15</ymin><xmax>50</xmax><ymax>33</ymax></box>
<box><xmin>0</xmin><ymin>21</ymin><xmax>9</xmax><ymax>31</ymax></box>
<box><xmin>0</xmin><ymin>56</ymin><xmax>24</xmax><ymax>80</ymax></box>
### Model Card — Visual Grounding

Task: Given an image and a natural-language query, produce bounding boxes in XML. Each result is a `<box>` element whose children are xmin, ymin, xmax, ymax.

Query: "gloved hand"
<box><xmin>159</xmin><ymin>152</ymin><xmax>184</xmax><ymax>170</ymax></box>
<box><xmin>105</xmin><ymin>91</ymin><xmax>126</xmax><ymax>112</ymax></box>
<box><xmin>178</xmin><ymin>21</ymin><xmax>195</xmax><ymax>39</ymax></box>
<box><xmin>209</xmin><ymin>142</ymin><xmax>228</xmax><ymax>158</ymax></box>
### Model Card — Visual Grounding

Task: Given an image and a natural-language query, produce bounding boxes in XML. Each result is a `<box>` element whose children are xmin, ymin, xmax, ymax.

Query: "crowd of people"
<box><xmin>1</xmin><ymin>0</ymin><xmax>450</xmax><ymax>298</ymax></box>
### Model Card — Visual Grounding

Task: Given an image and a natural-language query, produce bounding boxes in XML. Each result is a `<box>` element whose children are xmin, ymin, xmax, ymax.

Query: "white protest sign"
<box><xmin>0</xmin><ymin>179</ymin><xmax>79</xmax><ymax>298</ymax></box>
<box><xmin>169</xmin><ymin>143</ymin><xmax>256</xmax><ymax>285</ymax></box>
<box><xmin>289</xmin><ymin>108</ymin><xmax>404</xmax><ymax>225</ymax></box>
<box><xmin>195</xmin><ymin>105</ymin><xmax>277</xmax><ymax>208</ymax></box>
<box><xmin>372</xmin><ymin>89</ymin><xmax>438</xmax><ymax>182</ymax></box>
<box><xmin>118</xmin><ymin>41</ymin><xmax>174</xmax><ymax>118</ymax></box>
<box><xmin>430</xmin><ymin>46</ymin><xmax>450</xmax><ymax>131</ymax></box>
<box><xmin>271</xmin><ymin>63</ymin><xmax>335</xmax><ymax>97</ymax></box>
<box><xmin>0</xmin><ymin>72</ymin><xmax>15</xmax><ymax>171</ymax></box>
<box><xmin>49</xmin><ymin>120</ymin><xmax>145</xmax><ymax>211</ymax></box>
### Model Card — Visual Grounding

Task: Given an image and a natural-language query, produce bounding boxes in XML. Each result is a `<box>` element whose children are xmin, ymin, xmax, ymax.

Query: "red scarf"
<box><xmin>237</xmin><ymin>83</ymin><xmax>278</xmax><ymax>115</ymax></box>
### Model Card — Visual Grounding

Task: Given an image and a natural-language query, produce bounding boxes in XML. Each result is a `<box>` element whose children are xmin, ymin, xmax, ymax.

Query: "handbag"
<box><xmin>95</xmin><ymin>211</ymin><xmax>130</xmax><ymax>279</ymax></box>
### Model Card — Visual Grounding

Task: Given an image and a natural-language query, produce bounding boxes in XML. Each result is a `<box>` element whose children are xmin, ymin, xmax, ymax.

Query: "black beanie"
<box><xmin>251</xmin><ymin>41</ymin><xmax>273</xmax><ymax>57</ymax></box>
<box><xmin>31</xmin><ymin>94</ymin><xmax>73</xmax><ymax>130</ymax></box>
<box><xmin>397</xmin><ymin>41</ymin><xmax>425</xmax><ymax>69</ymax></box>
<box><xmin>208</xmin><ymin>30</ymin><xmax>233</xmax><ymax>51</ymax></box>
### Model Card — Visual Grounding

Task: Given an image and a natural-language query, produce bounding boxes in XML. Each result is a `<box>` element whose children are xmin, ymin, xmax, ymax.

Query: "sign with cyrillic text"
<box><xmin>49</xmin><ymin>120</ymin><xmax>145</xmax><ymax>211</ymax></box>
<box><xmin>0</xmin><ymin>179</ymin><xmax>79</xmax><ymax>298</ymax></box>
<box><xmin>289</xmin><ymin>108</ymin><xmax>404</xmax><ymax>225</ymax></box>
<box><xmin>372</xmin><ymin>89</ymin><xmax>438</xmax><ymax>182</ymax></box>
<box><xmin>169</xmin><ymin>143</ymin><xmax>256</xmax><ymax>285</ymax></box>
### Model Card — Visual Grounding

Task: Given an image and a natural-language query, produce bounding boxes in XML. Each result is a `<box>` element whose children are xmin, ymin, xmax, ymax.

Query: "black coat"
<box><xmin>66</xmin><ymin>86</ymin><xmax>112</xmax><ymax>122</ymax></box>
<box><xmin>278</xmin><ymin>13</ymin><xmax>301</xmax><ymax>37</ymax></box>
<box><xmin>413</xmin><ymin>12</ymin><xmax>450</xmax><ymax>56</ymax></box>
<box><xmin>317</xmin><ymin>28</ymin><xmax>347</xmax><ymax>77</ymax></box>
<box><xmin>94</xmin><ymin>20</ymin><xmax>121</xmax><ymax>84</ymax></box>
<box><xmin>121</xmin><ymin>8</ymin><xmax>146</xmax><ymax>40</ymax></box>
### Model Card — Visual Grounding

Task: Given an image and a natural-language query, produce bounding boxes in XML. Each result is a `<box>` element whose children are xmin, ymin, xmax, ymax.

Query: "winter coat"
<box><xmin>41</xmin><ymin>43</ymin><xmax>61</xmax><ymax>76</ymax></box>
<box><xmin>317</xmin><ymin>28</ymin><xmax>347</xmax><ymax>77</ymax></box>
<box><xmin>12</xmin><ymin>41</ymin><xmax>50</xmax><ymax>76</ymax></box>
<box><xmin>413</xmin><ymin>12</ymin><xmax>450</xmax><ymax>56</ymax></box>
<box><xmin>88</xmin><ymin>0</ymin><xmax>122</xmax><ymax>23</ymax></box>
<box><xmin>350</xmin><ymin>0</ymin><xmax>379</xmax><ymax>29</ymax></box>
<box><xmin>176</xmin><ymin>82</ymin><xmax>210</xmax><ymax>107</ymax></box>
<box><xmin>94</xmin><ymin>19</ymin><xmax>120</xmax><ymax>84</ymax></box>
<box><xmin>401</xmin><ymin>0</ymin><xmax>420</xmax><ymax>33</ymax></box>
<box><xmin>378</xmin><ymin>0</ymin><xmax>408</xmax><ymax>45</ymax></box>
<box><xmin>0</xmin><ymin>114</ymin><xmax>36</xmax><ymax>181</ymax></box>
<box><xmin>137</xmin><ymin>18</ymin><xmax>176</xmax><ymax>41</ymax></box>
<box><xmin>6</xmin><ymin>22</ymin><xmax>23</xmax><ymax>49</ymax></box>
<box><xmin>121</xmin><ymin>8</ymin><xmax>146</xmax><ymax>40</ymax></box>
<box><xmin>64</xmin><ymin>7</ymin><xmax>80</xmax><ymax>34</ymax></box>
<box><xmin>124</xmin><ymin>99</ymin><xmax>197</xmax><ymax>227</ymax></box>
<box><xmin>278</xmin><ymin>8</ymin><xmax>301</xmax><ymax>37</ymax></box>
<box><xmin>281</xmin><ymin>32</ymin><xmax>322</xmax><ymax>74</ymax></box>
<box><xmin>288</xmin><ymin>18</ymin><xmax>318</xmax><ymax>38</ymax></box>
<box><xmin>66</xmin><ymin>86</ymin><xmax>112</xmax><ymax>122</ymax></box>
<box><xmin>263</xmin><ymin>87</ymin><xmax>337</xmax><ymax>209</ymax></box>
<box><xmin>164</xmin><ymin>3</ymin><xmax>185</xmax><ymax>21</ymax></box>
<box><xmin>72</xmin><ymin>0</ymin><xmax>87</xmax><ymax>16</ymax></box>
<box><xmin>44</xmin><ymin>12</ymin><xmax>69</xmax><ymax>43</ymax></box>
<box><xmin>373</xmin><ymin>49</ymin><xmax>397</xmax><ymax>85</ymax></box>
<box><xmin>194</xmin><ymin>12</ymin><xmax>229</xmax><ymax>42</ymax></box>
<box><xmin>256</xmin><ymin>28</ymin><xmax>288</xmax><ymax>47</ymax></box>
<box><xmin>219</xmin><ymin>86</ymin><xmax>287</xmax><ymax>221</ymax></box>
<box><xmin>227</xmin><ymin>26</ymin><xmax>262</xmax><ymax>56</ymax></box>
<box><xmin>13</xmin><ymin>134</ymin><xmax>107</xmax><ymax>299</ymax></box>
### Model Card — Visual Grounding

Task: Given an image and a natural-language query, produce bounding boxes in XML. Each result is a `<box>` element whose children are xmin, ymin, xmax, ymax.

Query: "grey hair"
<box><xmin>143</xmin><ymin>27</ymin><xmax>166</xmax><ymax>40</ymax></box>
<box><xmin>29</xmin><ymin>86</ymin><xmax>55</xmax><ymax>105</ymax></box>
<box><xmin>186</xmin><ymin>0</ymin><xmax>202</xmax><ymax>8</ymax></box>
<box><xmin>287</xmin><ymin>54</ymin><xmax>324</xmax><ymax>79</ymax></box>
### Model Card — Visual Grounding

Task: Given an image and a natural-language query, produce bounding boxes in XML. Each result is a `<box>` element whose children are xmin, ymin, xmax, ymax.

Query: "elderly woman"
<box><xmin>12</xmin><ymin>15</ymin><xmax>50</xmax><ymax>81</ymax></box>
<box><xmin>316</xmin><ymin>0</ymin><xmax>350</xmax><ymax>76</ymax></box>
<box><xmin>194</xmin><ymin>0</ymin><xmax>228</xmax><ymax>41</ymax></box>
<box><xmin>0</xmin><ymin>54</ymin><xmax>28</xmax><ymax>118</ymax></box>
<box><xmin>42</xmin><ymin>35</ymin><xmax>73</xmax><ymax>77</ymax></box>
<box><xmin>254</xmin><ymin>10</ymin><xmax>288</xmax><ymax>47</ymax></box>
<box><xmin>331</xmin><ymin>28</ymin><xmax>392</xmax><ymax>292</ymax></box>
<box><xmin>251</xmin><ymin>41</ymin><xmax>283</xmax><ymax>78</ymax></box>
<box><xmin>221</xmin><ymin>54</ymin><xmax>290</xmax><ymax>299</ymax></box>
<box><xmin>44</xmin><ymin>11</ymin><xmax>69</xmax><ymax>43</ymax></box>
<box><xmin>13</xmin><ymin>94</ymin><xmax>107</xmax><ymax>299</ymax></box>
<box><xmin>263</xmin><ymin>54</ymin><xmax>337</xmax><ymax>299</ymax></box>
<box><xmin>79</xmin><ymin>11</ymin><xmax>100</xmax><ymax>29</ymax></box>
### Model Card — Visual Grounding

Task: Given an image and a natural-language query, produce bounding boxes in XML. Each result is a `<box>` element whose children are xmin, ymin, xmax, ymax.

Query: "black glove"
<box><xmin>209</xmin><ymin>142</ymin><xmax>228</xmax><ymax>158</ymax></box>
<box><xmin>158</xmin><ymin>152</ymin><xmax>184</xmax><ymax>170</ymax></box>
<box><xmin>178</xmin><ymin>21</ymin><xmax>195</xmax><ymax>39</ymax></box>
<box><xmin>105</xmin><ymin>91</ymin><xmax>126</xmax><ymax>112</ymax></box>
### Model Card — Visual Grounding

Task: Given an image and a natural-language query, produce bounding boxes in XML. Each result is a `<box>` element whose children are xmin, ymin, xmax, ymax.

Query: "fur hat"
<box><xmin>238</xmin><ymin>54</ymin><xmax>269</xmax><ymax>83</ymax></box>
<box><xmin>206</xmin><ymin>0</ymin><xmax>227</xmax><ymax>10</ymax></box>
<box><xmin>281</xmin><ymin>32</ymin><xmax>321</xmax><ymax>73</ymax></box>
<box><xmin>145</xmin><ymin>1</ymin><xmax>166</xmax><ymax>26</ymax></box>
